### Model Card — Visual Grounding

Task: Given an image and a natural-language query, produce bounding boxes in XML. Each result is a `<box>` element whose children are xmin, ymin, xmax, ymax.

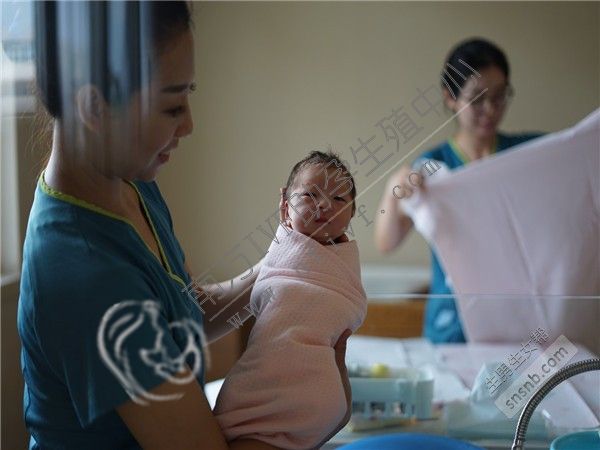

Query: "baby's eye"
<box><xmin>334</xmin><ymin>196</ymin><xmax>346</xmax><ymax>201</ymax></box>
<box><xmin>165</xmin><ymin>106</ymin><xmax>185</xmax><ymax>117</ymax></box>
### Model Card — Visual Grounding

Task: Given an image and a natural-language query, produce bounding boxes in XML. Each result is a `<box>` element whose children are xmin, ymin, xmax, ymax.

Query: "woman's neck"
<box><xmin>453</xmin><ymin>130</ymin><xmax>497</xmax><ymax>161</ymax></box>
<box><xmin>44</xmin><ymin>122</ymin><xmax>138</xmax><ymax>217</ymax></box>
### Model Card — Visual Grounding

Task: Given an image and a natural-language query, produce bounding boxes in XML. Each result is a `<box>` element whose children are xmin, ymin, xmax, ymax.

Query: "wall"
<box><xmin>157</xmin><ymin>2</ymin><xmax>600</xmax><ymax>281</ymax></box>
<box><xmin>2</xmin><ymin>113</ymin><xmax>43</xmax><ymax>450</ymax></box>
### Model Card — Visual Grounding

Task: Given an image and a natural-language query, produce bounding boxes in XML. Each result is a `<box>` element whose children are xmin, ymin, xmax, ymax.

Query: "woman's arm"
<box><xmin>117</xmin><ymin>330</ymin><xmax>353</xmax><ymax>449</ymax></box>
<box><xmin>117</xmin><ymin>372</ymin><xmax>281</xmax><ymax>450</ymax></box>
<box><xmin>186</xmin><ymin>188</ymin><xmax>287</xmax><ymax>344</ymax></box>
<box><xmin>311</xmin><ymin>329</ymin><xmax>353</xmax><ymax>449</ymax></box>
<box><xmin>374</xmin><ymin>164</ymin><xmax>416</xmax><ymax>253</ymax></box>
<box><xmin>188</xmin><ymin>259</ymin><xmax>262</xmax><ymax>344</ymax></box>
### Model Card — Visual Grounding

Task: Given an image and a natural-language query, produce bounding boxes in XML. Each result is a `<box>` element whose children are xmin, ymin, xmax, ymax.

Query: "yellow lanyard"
<box><xmin>449</xmin><ymin>135</ymin><xmax>498</xmax><ymax>165</ymax></box>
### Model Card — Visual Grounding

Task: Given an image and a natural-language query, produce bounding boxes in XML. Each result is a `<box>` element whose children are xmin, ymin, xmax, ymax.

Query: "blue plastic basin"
<box><xmin>337</xmin><ymin>433</ymin><xmax>485</xmax><ymax>449</ymax></box>
<box><xmin>550</xmin><ymin>430</ymin><xmax>600</xmax><ymax>450</ymax></box>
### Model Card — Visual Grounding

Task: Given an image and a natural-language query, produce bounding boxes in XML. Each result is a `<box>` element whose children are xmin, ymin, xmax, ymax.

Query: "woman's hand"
<box><xmin>386</xmin><ymin>163</ymin><xmax>424</xmax><ymax>200</ymax></box>
<box><xmin>334</xmin><ymin>233</ymin><xmax>349</xmax><ymax>244</ymax></box>
<box><xmin>312</xmin><ymin>328</ymin><xmax>353</xmax><ymax>449</ymax></box>
<box><xmin>374</xmin><ymin>164</ymin><xmax>418</xmax><ymax>253</ymax></box>
<box><xmin>334</xmin><ymin>328</ymin><xmax>353</xmax><ymax>422</ymax></box>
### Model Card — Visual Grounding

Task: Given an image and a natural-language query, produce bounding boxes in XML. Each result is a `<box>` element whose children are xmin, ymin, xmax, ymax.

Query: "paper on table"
<box><xmin>346</xmin><ymin>336</ymin><xmax>470</xmax><ymax>403</ymax></box>
<box><xmin>438</xmin><ymin>343</ymin><xmax>600</xmax><ymax>430</ymax></box>
<box><xmin>346</xmin><ymin>335</ymin><xmax>435</xmax><ymax>367</ymax></box>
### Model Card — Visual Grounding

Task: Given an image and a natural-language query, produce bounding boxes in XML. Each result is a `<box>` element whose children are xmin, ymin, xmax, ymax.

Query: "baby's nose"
<box><xmin>316</xmin><ymin>197</ymin><xmax>331</xmax><ymax>210</ymax></box>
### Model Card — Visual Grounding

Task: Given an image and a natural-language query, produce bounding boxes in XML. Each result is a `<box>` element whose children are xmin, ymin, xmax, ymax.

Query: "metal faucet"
<box><xmin>511</xmin><ymin>358</ymin><xmax>600</xmax><ymax>450</ymax></box>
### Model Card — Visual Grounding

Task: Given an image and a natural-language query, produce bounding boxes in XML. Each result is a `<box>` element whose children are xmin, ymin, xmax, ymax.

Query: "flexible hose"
<box><xmin>511</xmin><ymin>358</ymin><xmax>600</xmax><ymax>450</ymax></box>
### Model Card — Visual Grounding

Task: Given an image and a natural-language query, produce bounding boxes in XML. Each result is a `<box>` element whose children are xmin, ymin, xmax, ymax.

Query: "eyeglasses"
<box><xmin>464</xmin><ymin>85</ymin><xmax>515</xmax><ymax>111</ymax></box>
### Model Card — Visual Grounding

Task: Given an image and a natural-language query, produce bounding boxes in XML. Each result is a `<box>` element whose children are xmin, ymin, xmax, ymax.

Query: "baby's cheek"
<box><xmin>293</xmin><ymin>207</ymin><xmax>315</xmax><ymax>225</ymax></box>
<box><xmin>289</xmin><ymin>201</ymin><xmax>309</xmax><ymax>217</ymax></box>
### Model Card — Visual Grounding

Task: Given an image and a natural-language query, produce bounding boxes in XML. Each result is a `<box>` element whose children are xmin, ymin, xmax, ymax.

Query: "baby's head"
<box><xmin>283</xmin><ymin>150</ymin><xmax>356</xmax><ymax>245</ymax></box>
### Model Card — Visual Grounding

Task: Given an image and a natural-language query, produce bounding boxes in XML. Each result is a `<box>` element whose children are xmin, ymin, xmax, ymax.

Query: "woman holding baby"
<box><xmin>18</xmin><ymin>2</ymin><xmax>352</xmax><ymax>449</ymax></box>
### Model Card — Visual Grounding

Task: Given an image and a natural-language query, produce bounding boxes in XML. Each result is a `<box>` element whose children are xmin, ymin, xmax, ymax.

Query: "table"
<box><xmin>328</xmin><ymin>336</ymin><xmax>600</xmax><ymax>449</ymax></box>
<box><xmin>204</xmin><ymin>336</ymin><xmax>600</xmax><ymax>449</ymax></box>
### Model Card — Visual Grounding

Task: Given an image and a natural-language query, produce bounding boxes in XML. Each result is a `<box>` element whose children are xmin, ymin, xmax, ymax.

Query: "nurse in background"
<box><xmin>374</xmin><ymin>38</ymin><xmax>543</xmax><ymax>343</ymax></box>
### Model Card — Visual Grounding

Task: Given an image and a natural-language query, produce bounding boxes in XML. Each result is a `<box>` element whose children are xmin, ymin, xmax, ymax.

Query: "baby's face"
<box><xmin>284</xmin><ymin>164</ymin><xmax>354</xmax><ymax>244</ymax></box>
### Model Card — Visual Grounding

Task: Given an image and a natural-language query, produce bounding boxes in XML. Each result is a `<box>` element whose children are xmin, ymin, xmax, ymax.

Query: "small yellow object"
<box><xmin>370</xmin><ymin>363</ymin><xmax>391</xmax><ymax>378</ymax></box>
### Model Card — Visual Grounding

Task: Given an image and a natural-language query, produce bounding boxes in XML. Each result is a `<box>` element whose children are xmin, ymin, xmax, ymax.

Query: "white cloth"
<box><xmin>214</xmin><ymin>225</ymin><xmax>367</xmax><ymax>449</ymax></box>
<box><xmin>402</xmin><ymin>109</ymin><xmax>600</xmax><ymax>353</ymax></box>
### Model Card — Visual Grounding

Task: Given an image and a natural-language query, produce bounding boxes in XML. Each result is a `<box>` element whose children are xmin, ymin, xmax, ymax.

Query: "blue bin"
<box><xmin>338</xmin><ymin>433</ymin><xmax>485</xmax><ymax>449</ymax></box>
<box><xmin>550</xmin><ymin>430</ymin><xmax>600</xmax><ymax>450</ymax></box>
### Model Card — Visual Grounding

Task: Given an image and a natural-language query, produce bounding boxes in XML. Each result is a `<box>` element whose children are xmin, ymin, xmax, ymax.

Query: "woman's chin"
<box><xmin>475</xmin><ymin>124</ymin><xmax>497</xmax><ymax>138</ymax></box>
<box><xmin>135</xmin><ymin>167</ymin><xmax>160</xmax><ymax>183</ymax></box>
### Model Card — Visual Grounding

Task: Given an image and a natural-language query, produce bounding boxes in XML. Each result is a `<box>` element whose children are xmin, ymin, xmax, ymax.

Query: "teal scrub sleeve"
<box><xmin>33</xmin><ymin>265</ymin><xmax>196</xmax><ymax>428</ymax></box>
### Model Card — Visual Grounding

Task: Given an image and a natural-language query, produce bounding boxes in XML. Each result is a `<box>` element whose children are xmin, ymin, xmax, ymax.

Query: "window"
<box><xmin>1</xmin><ymin>0</ymin><xmax>35</xmax><ymax>114</ymax></box>
<box><xmin>1</xmin><ymin>1</ymin><xmax>34</xmax><ymax>284</ymax></box>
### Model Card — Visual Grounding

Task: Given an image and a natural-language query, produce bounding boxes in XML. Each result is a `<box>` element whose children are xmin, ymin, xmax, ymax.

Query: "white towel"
<box><xmin>402</xmin><ymin>109</ymin><xmax>600</xmax><ymax>353</ymax></box>
<box><xmin>214</xmin><ymin>225</ymin><xmax>367</xmax><ymax>449</ymax></box>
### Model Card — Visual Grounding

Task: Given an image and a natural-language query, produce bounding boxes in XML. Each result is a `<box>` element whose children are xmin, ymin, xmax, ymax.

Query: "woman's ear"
<box><xmin>75</xmin><ymin>84</ymin><xmax>106</xmax><ymax>133</ymax></box>
<box><xmin>442</xmin><ymin>88</ymin><xmax>458</xmax><ymax>113</ymax></box>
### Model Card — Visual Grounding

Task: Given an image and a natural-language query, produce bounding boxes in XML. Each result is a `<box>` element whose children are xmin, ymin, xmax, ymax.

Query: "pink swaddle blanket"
<box><xmin>214</xmin><ymin>224</ymin><xmax>367</xmax><ymax>449</ymax></box>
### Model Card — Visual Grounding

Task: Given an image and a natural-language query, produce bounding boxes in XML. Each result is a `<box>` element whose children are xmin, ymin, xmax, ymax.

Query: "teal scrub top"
<box><xmin>17</xmin><ymin>171</ymin><xmax>206</xmax><ymax>449</ymax></box>
<box><xmin>412</xmin><ymin>132</ymin><xmax>544</xmax><ymax>343</ymax></box>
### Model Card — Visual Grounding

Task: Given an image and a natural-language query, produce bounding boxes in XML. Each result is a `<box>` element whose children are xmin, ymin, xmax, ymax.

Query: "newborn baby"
<box><xmin>214</xmin><ymin>151</ymin><xmax>367</xmax><ymax>449</ymax></box>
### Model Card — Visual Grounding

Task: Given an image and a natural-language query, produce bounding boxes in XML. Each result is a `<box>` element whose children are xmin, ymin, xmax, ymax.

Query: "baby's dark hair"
<box><xmin>285</xmin><ymin>150</ymin><xmax>356</xmax><ymax>216</ymax></box>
